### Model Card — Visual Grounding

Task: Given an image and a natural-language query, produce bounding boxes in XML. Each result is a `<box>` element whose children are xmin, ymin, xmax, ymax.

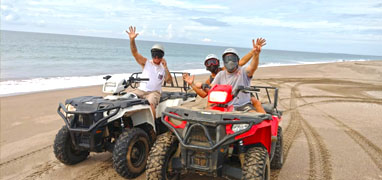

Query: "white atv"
<box><xmin>53</xmin><ymin>72</ymin><xmax>196</xmax><ymax>179</ymax></box>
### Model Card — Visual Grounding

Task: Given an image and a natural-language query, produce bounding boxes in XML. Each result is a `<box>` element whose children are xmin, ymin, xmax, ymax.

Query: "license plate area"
<box><xmin>190</xmin><ymin>152</ymin><xmax>209</xmax><ymax>168</ymax></box>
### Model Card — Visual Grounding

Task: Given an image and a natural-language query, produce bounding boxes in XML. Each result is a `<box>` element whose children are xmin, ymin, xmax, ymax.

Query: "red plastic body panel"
<box><xmin>210</xmin><ymin>105</ymin><xmax>234</xmax><ymax>112</ymax></box>
<box><xmin>164</xmin><ymin>112</ymin><xmax>187</xmax><ymax>129</ymax></box>
<box><xmin>208</xmin><ymin>85</ymin><xmax>233</xmax><ymax>104</ymax></box>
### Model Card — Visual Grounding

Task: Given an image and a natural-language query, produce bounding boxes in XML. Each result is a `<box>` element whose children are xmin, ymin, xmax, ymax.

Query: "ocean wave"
<box><xmin>0</xmin><ymin>60</ymin><xmax>372</xmax><ymax>97</ymax></box>
<box><xmin>0</xmin><ymin>70</ymin><xmax>210</xmax><ymax>97</ymax></box>
<box><xmin>0</xmin><ymin>73</ymin><xmax>131</xmax><ymax>97</ymax></box>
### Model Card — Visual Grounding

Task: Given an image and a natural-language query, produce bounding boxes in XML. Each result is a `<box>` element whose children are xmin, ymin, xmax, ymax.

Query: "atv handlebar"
<box><xmin>125</xmin><ymin>76</ymin><xmax>149</xmax><ymax>88</ymax></box>
<box><xmin>233</xmin><ymin>86</ymin><xmax>260</xmax><ymax>98</ymax></box>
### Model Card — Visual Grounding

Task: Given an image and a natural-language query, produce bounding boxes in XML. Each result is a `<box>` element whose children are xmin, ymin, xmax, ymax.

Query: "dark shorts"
<box><xmin>235</xmin><ymin>103</ymin><xmax>255</xmax><ymax>112</ymax></box>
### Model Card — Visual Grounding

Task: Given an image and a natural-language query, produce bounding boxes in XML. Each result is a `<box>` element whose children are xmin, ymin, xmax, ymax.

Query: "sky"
<box><xmin>1</xmin><ymin>0</ymin><xmax>382</xmax><ymax>56</ymax></box>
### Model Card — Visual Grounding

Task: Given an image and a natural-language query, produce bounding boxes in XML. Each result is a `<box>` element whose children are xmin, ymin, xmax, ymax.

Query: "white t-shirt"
<box><xmin>139</xmin><ymin>60</ymin><xmax>166</xmax><ymax>92</ymax></box>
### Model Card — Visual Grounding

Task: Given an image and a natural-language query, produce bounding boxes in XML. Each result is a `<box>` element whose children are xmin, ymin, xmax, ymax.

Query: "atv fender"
<box><xmin>107</xmin><ymin>104</ymin><xmax>156</xmax><ymax>132</ymax></box>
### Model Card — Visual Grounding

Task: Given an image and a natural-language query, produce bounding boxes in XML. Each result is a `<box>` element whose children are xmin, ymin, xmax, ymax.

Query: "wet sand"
<box><xmin>1</xmin><ymin>60</ymin><xmax>382</xmax><ymax>179</ymax></box>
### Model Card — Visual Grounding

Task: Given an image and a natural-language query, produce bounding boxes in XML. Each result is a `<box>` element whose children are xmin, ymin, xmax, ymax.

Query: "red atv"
<box><xmin>146</xmin><ymin>85</ymin><xmax>283</xmax><ymax>180</ymax></box>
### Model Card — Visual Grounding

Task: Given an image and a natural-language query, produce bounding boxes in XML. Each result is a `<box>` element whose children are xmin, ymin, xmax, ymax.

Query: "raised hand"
<box><xmin>161</xmin><ymin>58</ymin><xmax>167</xmax><ymax>68</ymax></box>
<box><xmin>252</xmin><ymin>38</ymin><xmax>266</xmax><ymax>54</ymax></box>
<box><xmin>126</xmin><ymin>26</ymin><xmax>139</xmax><ymax>39</ymax></box>
<box><xmin>182</xmin><ymin>73</ymin><xmax>194</xmax><ymax>85</ymax></box>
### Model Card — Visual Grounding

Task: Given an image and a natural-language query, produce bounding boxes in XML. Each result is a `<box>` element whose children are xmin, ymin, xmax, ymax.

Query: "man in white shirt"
<box><xmin>126</xmin><ymin>26</ymin><xmax>172</xmax><ymax>118</ymax></box>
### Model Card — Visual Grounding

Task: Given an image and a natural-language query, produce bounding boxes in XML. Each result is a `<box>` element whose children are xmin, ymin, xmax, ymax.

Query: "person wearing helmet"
<box><xmin>208</xmin><ymin>38</ymin><xmax>266</xmax><ymax>112</ymax></box>
<box><xmin>183</xmin><ymin>49</ymin><xmax>255</xmax><ymax>98</ymax></box>
<box><xmin>183</xmin><ymin>40</ymin><xmax>266</xmax><ymax>113</ymax></box>
<box><xmin>126</xmin><ymin>26</ymin><xmax>172</xmax><ymax>118</ymax></box>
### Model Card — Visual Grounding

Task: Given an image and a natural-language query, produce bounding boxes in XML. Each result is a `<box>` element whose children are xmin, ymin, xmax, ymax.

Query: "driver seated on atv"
<box><xmin>208</xmin><ymin>38</ymin><xmax>266</xmax><ymax>112</ymax></box>
<box><xmin>183</xmin><ymin>41</ymin><xmax>266</xmax><ymax>113</ymax></box>
<box><xmin>126</xmin><ymin>26</ymin><xmax>172</xmax><ymax>118</ymax></box>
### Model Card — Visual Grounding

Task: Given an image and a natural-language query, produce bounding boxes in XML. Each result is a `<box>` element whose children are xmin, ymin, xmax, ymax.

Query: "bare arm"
<box><xmin>246</xmin><ymin>38</ymin><xmax>266</xmax><ymax>77</ymax></box>
<box><xmin>162</xmin><ymin>58</ymin><xmax>173</xmax><ymax>83</ymax></box>
<box><xmin>182</xmin><ymin>74</ymin><xmax>208</xmax><ymax>98</ymax></box>
<box><xmin>238</xmin><ymin>51</ymin><xmax>254</xmax><ymax>66</ymax></box>
<box><xmin>126</xmin><ymin>26</ymin><xmax>147</xmax><ymax>67</ymax></box>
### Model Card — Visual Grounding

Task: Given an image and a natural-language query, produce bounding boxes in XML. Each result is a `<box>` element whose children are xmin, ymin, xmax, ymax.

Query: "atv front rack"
<box><xmin>131</xmin><ymin>72</ymin><xmax>191</xmax><ymax>92</ymax></box>
<box><xmin>58</xmin><ymin>103</ymin><xmax>120</xmax><ymax>132</ymax></box>
<box><xmin>161</xmin><ymin>108</ymin><xmax>271</xmax><ymax>151</ymax></box>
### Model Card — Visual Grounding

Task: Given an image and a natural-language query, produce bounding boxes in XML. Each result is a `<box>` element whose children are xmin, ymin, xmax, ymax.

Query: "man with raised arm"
<box><xmin>183</xmin><ymin>39</ymin><xmax>266</xmax><ymax>113</ymax></box>
<box><xmin>126</xmin><ymin>26</ymin><xmax>172</xmax><ymax>118</ymax></box>
<box><xmin>211</xmin><ymin>38</ymin><xmax>266</xmax><ymax>112</ymax></box>
<box><xmin>183</xmin><ymin>49</ymin><xmax>255</xmax><ymax>98</ymax></box>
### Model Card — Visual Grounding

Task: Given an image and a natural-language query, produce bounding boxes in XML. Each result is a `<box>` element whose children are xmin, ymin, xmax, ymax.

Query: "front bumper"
<box><xmin>57</xmin><ymin>103</ymin><xmax>120</xmax><ymax>151</ymax></box>
<box><xmin>161</xmin><ymin>107</ymin><xmax>271</xmax><ymax>177</ymax></box>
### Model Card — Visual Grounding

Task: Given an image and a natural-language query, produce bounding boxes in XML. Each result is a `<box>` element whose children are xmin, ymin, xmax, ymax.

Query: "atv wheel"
<box><xmin>146</xmin><ymin>132</ymin><xmax>180</xmax><ymax>180</ymax></box>
<box><xmin>53</xmin><ymin>126</ymin><xmax>89</xmax><ymax>165</ymax></box>
<box><xmin>112</xmin><ymin>128</ymin><xmax>150</xmax><ymax>178</ymax></box>
<box><xmin>242</xmin><ymin>147</ymin><xmax>270</xmax><ymax>180</ymax></box>
<box><xmin>271</xmin><ymin>126</ymin><xmax>283</xmax><ymax>169</ymax></box>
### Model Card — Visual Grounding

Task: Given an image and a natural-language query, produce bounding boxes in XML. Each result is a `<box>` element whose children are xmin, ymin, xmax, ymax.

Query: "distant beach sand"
<box><xmin>1</xmin><ymin>61</ymin><xmax>382</xmax><ymax>179</ymax></box>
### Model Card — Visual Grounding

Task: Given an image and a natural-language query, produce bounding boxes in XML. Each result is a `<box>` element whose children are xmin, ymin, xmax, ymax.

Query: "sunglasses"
<box><xmin>151</xmin><ymin>49</ymin><xmax>164</xmax><ymax>59</ymax></box>
<box><xmin>223</xmin><ymin>54</ymin><xmax>239</xmax><ymax>63</ymax></box>
<box><xmin>205</xmin><ymin>58</ymin><xmax>219</xmax><ymax>66</ymax></box>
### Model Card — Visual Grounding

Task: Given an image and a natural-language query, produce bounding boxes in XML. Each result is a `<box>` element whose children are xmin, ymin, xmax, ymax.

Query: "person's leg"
<box><xmin>251</xmin><ymin>97</ymin><xmax>266</xmax><ymax>114</ymax></box>
<box><xmin>129</xmin><ymin>89</ymin><xmax>145</xmax><ymax>98</ymax></box>
<box><xmin>145</xmin><ymin>91</ymin><xmax>161</xmax><ymax>119</ymax></box>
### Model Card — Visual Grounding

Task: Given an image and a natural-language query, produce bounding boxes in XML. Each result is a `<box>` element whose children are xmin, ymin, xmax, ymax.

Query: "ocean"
<box><xmin>1</xmin><ymin>30</ymin><xmax>381</xmax><ymax>96</ymax></box>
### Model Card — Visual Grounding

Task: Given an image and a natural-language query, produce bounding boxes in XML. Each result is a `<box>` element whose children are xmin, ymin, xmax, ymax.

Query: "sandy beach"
<box><xmin>1</xmin><ymin>60</ymin><xmax>382</xmax><ymax>179</ymax></box>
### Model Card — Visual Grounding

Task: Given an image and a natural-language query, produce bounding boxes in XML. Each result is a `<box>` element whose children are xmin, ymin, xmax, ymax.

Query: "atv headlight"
<box><xmin>65</xmin><ymin>104</ymin><xmax>76</xmax><ymax>121</ymax></box>
<box><xmin>105</xmin><ymin>82</ymin><xmax>116</xmax><ymax>87</ymax></box>
<box><xmin>66</xmin><ymin>104</ymin><xmax>76</xmax><ymax>111</ymax></box>
<box><xmin>209</xmin><ymin>91</ymin><xmax>228</xmax><ymax>103</ymax></box>
<box><xmin>103</xmin><ymin>109</ymin><xmax>118</xmax><ymax>117</ymax></box>
<box><xmin>232</xmin><ymin>124</ymin><xmax>249</xmax><ymax>132</ymax></box>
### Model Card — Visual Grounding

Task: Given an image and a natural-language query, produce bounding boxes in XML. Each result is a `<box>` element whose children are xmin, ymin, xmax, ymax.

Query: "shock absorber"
<box><xmin>238</xmin><ymin>140</ymin><xmax>245</xmax><ymax>167</ymax></box>
<box><xmin>120</xmin><ymin>118</ymin><xmax>125</xmax><ymax>131</ymax></box>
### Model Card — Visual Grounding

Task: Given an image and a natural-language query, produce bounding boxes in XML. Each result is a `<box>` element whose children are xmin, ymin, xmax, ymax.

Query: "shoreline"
<box><xmin>1</xmin><ymin>60</ymin><xmax>381</xmax><ymax>98</ymax></box>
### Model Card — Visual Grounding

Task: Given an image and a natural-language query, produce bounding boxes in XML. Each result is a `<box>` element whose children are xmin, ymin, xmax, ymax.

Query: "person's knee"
<box><xmin>146</xmin><ymin>92</ymin><xmax>160</xmax><ymax>108</ymax></box>
<box><xmin>251</xmin><ymin>98</ymin><xmax>261</xmax><ymax>105</ymax></box>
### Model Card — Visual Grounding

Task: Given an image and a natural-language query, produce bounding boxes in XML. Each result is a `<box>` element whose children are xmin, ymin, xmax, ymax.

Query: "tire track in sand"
<box><xmin>292</xmin><ymin>80</ymin><xmax>382</xmax><ymax>172</ymax></box>
<box><xmin>259</xmin><ymin>81</ymin><xmax>305</xmax><ymax>180</ymax></box>
<box><xmin>75</xmin><ymin>158</ymin><xmax>116</xmax><ymax>180</ymax></box>
<box><xmin>0</xmin><ymin>144</ymin><xmax>53</xmax><ymax>167</ymax></box>
<box><xmin>292</xmin><ymin>85</ymin><xmax>332</xmax><ymax>180</ymax></box>
<box><xmin>298</xmin><ymin>98</ymin><xmax>382</xmax><ymax>172</ymax></box>
<box><xmin>24</xmin><ymin>160</ymin><xmax>61</xmax><ymax>180</ymax></box>
<box><xmin>271</xmin><ymin>84</ymin><xmax>302</xmax><ymax>180</ymax></box>
<box><xmin>260</xmin><ymin>80</ymin><xmax>333</xmax><ymax>180</ymax></box>
<box><xmin>326</xmin><ymin>113</ymin><xmax>382</xmax><ymax>171</ymax></box>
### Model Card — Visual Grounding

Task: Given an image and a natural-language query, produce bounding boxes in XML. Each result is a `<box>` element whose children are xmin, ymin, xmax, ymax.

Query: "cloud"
<box><xmin>373</xmin><ymin>3</ymin><xmax>382</xmax><ymax>8</ymax></box>
<box><xmin>191</xmin><ymin>18</ymin><xmax>229</xmax><ymax>27</ymax></box>
<box><xmin>183</xmin><ymin>25</ymin><xmax>220</xmax><ymax>31</ymax></box>
<box><xmin>222</xmin><ymin>16</ymin><xmax>382</xmax><ymax>31</ymax></box>
<box><xmin>201</xmin><ymin>38</ymin><xmax>212</xmax><ymax>42</ymax></box>
<box><xmin>152</xmin><ymin>0</ymin><xmax>228</xmax><ymax>12</ymax></box>
<box><xmin>78</xmin><ymin>29</ymin><xmax>113</xmax><ymax>33</ymax></box>
<box><xmin>166</xmin><ymin>24</ymin><xmax>173</xmax><ymax>39</ymax></box>
<box><xmin>36</xmin><ymin>20</ymin><xmax>46</xmax><ymax>26</ymax></box>
<box><xmin>5</xmin><ymin>14</ymin><xmax>18</xmax><ymax>21</ymax></box>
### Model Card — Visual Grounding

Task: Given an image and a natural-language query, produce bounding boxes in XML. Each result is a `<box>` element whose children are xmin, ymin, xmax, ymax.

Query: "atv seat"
<box><xmin>262</xmin><ymin>103</ymin><xmax>275</xmax><ymax>114</ymax></box>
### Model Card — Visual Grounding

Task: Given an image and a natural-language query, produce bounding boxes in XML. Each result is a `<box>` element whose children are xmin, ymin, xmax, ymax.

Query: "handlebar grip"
<box><xmin>137</xmin><ymin>78</ymin><xmax>149</xmax><ymax>81</ymax></box>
